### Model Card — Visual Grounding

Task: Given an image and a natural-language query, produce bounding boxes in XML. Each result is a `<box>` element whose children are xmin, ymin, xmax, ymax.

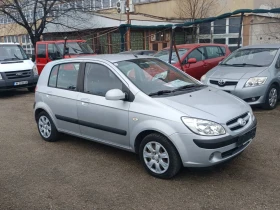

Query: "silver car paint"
<box><xmin>203</xmin><ymin>45</ymin><xmax>280</xmax><ymax>105</ymax></box>
<box><xmin>35</xmin><ymin>55</ymin><xmax>256</xmax><ymax>167</ymax></box>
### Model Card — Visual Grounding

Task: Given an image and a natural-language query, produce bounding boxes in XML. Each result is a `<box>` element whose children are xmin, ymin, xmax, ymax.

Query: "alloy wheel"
<box><xmin>38</xmin><ymin>116</ymin><xmax>52</xmax><ymax>138</ymax></box>
<box><xmin>269</xmin><ymin>88</ymin><xmax>278</xmax><ymax>108</ymax></box>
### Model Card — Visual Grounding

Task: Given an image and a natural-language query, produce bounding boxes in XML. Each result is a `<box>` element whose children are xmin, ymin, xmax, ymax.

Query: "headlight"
<box><xmin>200</xmin><ymin>74</ymin><xmax>206</xmax><ymax>82</ymax></box>
<box><xmin>32</xmin><ymin>65</ymin><xmax>38</xmax><ymax>76</ymax></box>
<box><xmin>181</xmin><ymin>117</ymin><xmax>226</xmax><ymax>136</ymax></box>
<box><xmin>244</xmin><ymin>77</ymin><xmax>267</xmax><ymax>87</ymax></box>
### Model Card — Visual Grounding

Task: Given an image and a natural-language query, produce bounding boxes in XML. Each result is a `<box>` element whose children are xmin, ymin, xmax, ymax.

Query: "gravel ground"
<box><xmin>0</xmin><ymin>90</ymin><xmax>279</xmax><ymax>210</ymax></box>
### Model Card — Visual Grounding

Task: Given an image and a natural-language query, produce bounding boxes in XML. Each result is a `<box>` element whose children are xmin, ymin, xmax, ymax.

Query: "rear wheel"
<box><xmin>139</xmin><ymin>133</ymin><xmax>182</xmax><ymax>179</ymax></box>
<box><xmin>263</xmin><ymin>85</ymin><xmax>278</xmax><ymax>110</ymax></box>
<box><xmin>36</xmin><ymin>111</ymin><xmax>59</xmax><ymax>142</ymax></box>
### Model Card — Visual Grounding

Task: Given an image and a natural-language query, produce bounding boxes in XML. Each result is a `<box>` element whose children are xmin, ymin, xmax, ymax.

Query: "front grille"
<box><xmin>210</xmin><ymin>80</ymin><xmax>238</xmax><ymax>87</ymax></box>
<box><xmin>4</xmin><ymin>70</ymin><xmax>31</xmax><ymax>80</ymax></box>
<box><xmin>227</xmin><ymin>112</ymin><xmax>250</xmax><ymax>131</ymax></box>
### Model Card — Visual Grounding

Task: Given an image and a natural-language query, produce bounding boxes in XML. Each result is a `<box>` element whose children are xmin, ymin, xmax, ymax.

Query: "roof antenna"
<box><xmin>133</xmin><ymin>54</ymin><xmax>138</xmax><ymax>58</ymax></box>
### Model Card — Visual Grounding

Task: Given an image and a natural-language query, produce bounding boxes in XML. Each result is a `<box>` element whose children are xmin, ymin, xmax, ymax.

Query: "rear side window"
<box><xmin>37</xmin><ymin>44</ymin><xmax>46</xmax><ymax>58</ymax></box>
<box><xmin>188</xmin><ymin>47</ymin><xmax>206</xmax><ymax>62</ymax></box>
<box><xmin>206</xmin><ymin>46</ymin><xmax>224</xmax><ymax>59</ymax></box>
<box><xmin>48</xmin><ymin>63</ymin><xmax>80</xmax><ymax>90</ymax></box>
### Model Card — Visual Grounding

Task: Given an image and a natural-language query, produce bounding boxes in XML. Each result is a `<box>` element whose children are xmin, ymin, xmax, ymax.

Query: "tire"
<box><xmin>139</xmin><ymin>133</ymin><xmax>182</xmax><ymax>179</ymax></box>
<box><xmin>28</xmin><ymin>87</ymin><xmax>36</xmax><ymax>92</ymax></box>
<box><xmin>262</xmin><ymin>85</ymin><xmax>278</xmax><ymax>110</ymax></box>
<box><xmin>36</xmin><ymin>111</ymin><xmax>59</xmax><ymax>142</ymax></box>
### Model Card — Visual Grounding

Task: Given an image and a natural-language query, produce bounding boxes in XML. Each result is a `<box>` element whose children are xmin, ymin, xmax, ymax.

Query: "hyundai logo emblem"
<box><xmin>237</xmin><ymin>118</ymin><xmax>247</xmax><ymax>127</ymax></box>
<box><xmin>218</xmin><ymin>79</ymin><xmax>225</xmax><ymax>86</ymax></box>
<box><xmin>16</xmin><ymin>73</ymin><xmax>22</xmax><ymax>76</ymax></box>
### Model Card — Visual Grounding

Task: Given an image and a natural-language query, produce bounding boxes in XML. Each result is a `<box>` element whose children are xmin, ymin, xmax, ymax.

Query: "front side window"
<box><xmin>37</xmin><ymin>44</ymin><xmax>46</xmax><ymax>58</ymax></box>
<box><xmin>48</xmin><ymin>63</ymin><xmax>80</xmax><ymax>90</ymax></box>
<box><xmin>0</xmin><ymin>44</ymin><xmax>28</xmax><ymax>61</ymax></box>
<box><xmin>205</xmin><ymin>46</ymin><xmax>223</xmax><ymax>59</ymax></box>
<box><xmin>116</xmin><ymin>58</ymin><xmax>203</xmax><ymax>97</ymax></box>
<box><xmin>154</xmin><ymin>48</ymin><xmax>189</xmax><ymax>63</ymax></box>
<box><xmin>188</xmin><ymin>48</ymin><xmax>206</xmax><ymax>62</ymax></box>
<box><xmin>84</xmin><ymin>63</ymin><xmax>123</xmax><ymax>97</ymax></box>
<box><xmin>48</xmin><ymin>44</ymin><xmax>62</xmax><ymax>60</ymax></box>
<box><xmin>221</xmin><ymin>48</ymin><xmax>278</xmax><ymax>67</ymax></box>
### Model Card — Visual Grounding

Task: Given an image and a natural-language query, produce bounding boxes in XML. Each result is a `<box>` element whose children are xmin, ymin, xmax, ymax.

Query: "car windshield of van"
<box><xmin>221</xmin><ymin>48</ymin><xmax>278</xmax><ymax>67</ymax></box>
<box><xmin>0</xmin><ymin>45</ymin><xmax>28</xmax><ymax>61</ymax></box>
<box><xmin>115</xmin><ymin>58</ymin><xmax>204</xmax><ymax>97</ymax></box>
<box><xmin>57</xmin><ymin>42</ymin><xmax>94</xmax><ymax>54</ymax></box>
<box><xmin>154</xmin><ymin>49</ymin><xmax>189</xmax><ymax>63</ymax></box>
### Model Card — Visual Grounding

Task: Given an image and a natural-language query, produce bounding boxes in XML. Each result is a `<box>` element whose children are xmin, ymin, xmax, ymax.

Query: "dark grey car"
<box><xmin>201</xmin><ymin>44</ymin><xmax>280</xmax><ymax>109</ymax></box>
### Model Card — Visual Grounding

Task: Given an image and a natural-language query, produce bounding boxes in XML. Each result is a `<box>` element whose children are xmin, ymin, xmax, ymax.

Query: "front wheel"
<box><xmin>263</xmin><ymin>85</ymin><xmax>278</xmax><ymax>110</ymax></box>
<box><xmin>139</xmin><ymin>133</ymin><xmax>182</xmax><ymax>179</ymax></box>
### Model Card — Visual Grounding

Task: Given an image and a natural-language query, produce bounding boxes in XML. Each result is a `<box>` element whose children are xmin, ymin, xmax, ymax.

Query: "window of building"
<box><xmin>214</xmin><ymin>38</ymin><xmax>226</xmax><ymax>44</ymax></box>
<box><xmin>199</xmin><ymin>22</ymin><xmax>211</xmax><ymax>35</ymax></box>
<box><xmin>84</xmin><ymin>63</ymin><xmax>123</xmax><ymax>97</ymax></box>
<box><xmin>199</xmin><ymin>39</ymin><xmax>211</xmax><ymax>43</ymax></box>
<box><xmin>57</xmin><ymin>63</ymin><xmax>80</xmax><ymax>90</ymax></box>
<box><xmin>214</xmin><ymin>19</ymin><xmax>226</xmax><ymax>34</ymax></box>
<box><xmin>188</xmin><ymin>47</ymin><xmax>206</xmax><ymax>62</ymax></box>
<box><xmin>229</xmin><ymin>38</ymin><xmax>241</xmax><ymax>44</ymax></box>
<box><xmin>229</xmin><ymin>17</ymin><xmax>241</xmax><ymax>33</ymax></box>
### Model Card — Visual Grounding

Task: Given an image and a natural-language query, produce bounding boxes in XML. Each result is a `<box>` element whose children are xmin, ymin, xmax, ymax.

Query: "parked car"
<box><xmin>119</xmin><ymin>50</ymin><xmax>156</xmax><ymax>56</ymax></box>
<box><xmin>0</xmin><ymin>43</ymin><xmax>38</xmax><ymax>92</ymax></box>
<box><xmin>34</xmin><ymin>55</ymin><xmax>256</xmax><ymax>179</ymax></box>
<box><xmin>154</xmin><ymin>44</ymin><xmax>231</xmax><ymax>80</ymax></box>
<box><xmin>201</xmin><ymin>44</ymin><xmax>280</xmax><ymax>110</ymax></box>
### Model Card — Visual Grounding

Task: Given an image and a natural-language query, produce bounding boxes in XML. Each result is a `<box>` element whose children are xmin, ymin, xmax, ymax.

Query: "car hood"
<box><xmin>207</xmin><ymin>65</ymin><xmax>268</xmax><ymax>80</ymax></box>
<box><xmin>0</xmin><ymin>60</ymin><xmax>34</xmax><ymax>72</ymax></box>
<box><xmin>154</xmin><ymin>87</ymin><xmax>250</xmax><ymax>124</ymax></box>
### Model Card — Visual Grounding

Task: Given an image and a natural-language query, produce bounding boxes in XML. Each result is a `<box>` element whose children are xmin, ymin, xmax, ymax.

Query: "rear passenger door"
<box><xmin>45</xmin><ymin>62</ymin><xmax>81</xmax><ymax>135</ymax></box>
<box><xmin>204</xmin><ymin>46</ymin><xmax>225</xmax><ymax>70</ymax></box>
<box><xmin>183</xmin><ymin>47</ymin><xmax>207</xmax><ymax>80</ymax></box>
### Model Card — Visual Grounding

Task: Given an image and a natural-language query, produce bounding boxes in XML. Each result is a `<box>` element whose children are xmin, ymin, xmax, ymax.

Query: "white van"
<box><xmin>0</xmin><ymin>43</ymin><xmax>38</xmax><ymax>92</ymax></box>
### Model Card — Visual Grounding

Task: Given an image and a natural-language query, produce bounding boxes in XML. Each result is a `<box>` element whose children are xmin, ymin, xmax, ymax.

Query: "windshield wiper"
<box><xmin>3</xmin><ymin>57</ymin><xmax>20</xmax><ymax>61</ymax></box>
<box><xmin>148</xmin><ymin>90</ymin><xmax>173</xmax><ymax>96</ymax></box>
<box><xmin>230</xmin><ymin>63</ymin><xmax>264</xmax><ymax>67</ymax></box>
<box><xmin>173</xmin><ymin>84</ymin><xmax>205</xmax><ymax>92</ymax></box>
<box><xmin>220</xmin><ymin>63</ymin><xmax>234</xmax><ymax>66</ymax></box>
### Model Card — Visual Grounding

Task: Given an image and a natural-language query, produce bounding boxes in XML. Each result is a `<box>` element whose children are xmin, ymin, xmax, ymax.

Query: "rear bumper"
<box><xmin>0</xmin><ymin>75</ymin><xmax>38</xmax><ymax>91</ymax></box>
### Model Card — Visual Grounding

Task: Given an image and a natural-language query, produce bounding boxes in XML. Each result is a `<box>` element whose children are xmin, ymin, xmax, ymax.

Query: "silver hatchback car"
<box><xmin>201</xmin><ymin>44</ymin><xmax>280</xmax><ymax>110</ymax></box>
<box><xmin>34</xmin><ymin>55</ymin><xmax>257</xmax><ymax>179</ymax></box>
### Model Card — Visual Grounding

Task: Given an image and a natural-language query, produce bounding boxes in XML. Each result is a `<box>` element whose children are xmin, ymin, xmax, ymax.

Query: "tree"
<box><xmin>0</xmin><ymin>0</ymin><xmax>96</xmax><ymax>48</ymax></box>
<box><xmin>175</xmin><ymin>0</ymin><xmax>219</xmax><ymax>43</ymax></box>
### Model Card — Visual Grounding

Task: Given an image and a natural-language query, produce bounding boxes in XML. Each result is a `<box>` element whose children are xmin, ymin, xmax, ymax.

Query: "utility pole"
<box><xmin>126</xmin><ymin>0</ymin><xmax>131</xmax><ymax>51</ymax></box>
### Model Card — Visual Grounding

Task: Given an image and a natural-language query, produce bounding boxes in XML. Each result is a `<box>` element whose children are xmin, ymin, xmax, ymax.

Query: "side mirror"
<box><xmin>105</xmin><ymin>89</ymin><xmax>126</xmax><ymax>101</ymax></box>
<box><xmin>188</xmin><ymin>58</ymin><xmax>197</xmax><ymax>64</ymax></box>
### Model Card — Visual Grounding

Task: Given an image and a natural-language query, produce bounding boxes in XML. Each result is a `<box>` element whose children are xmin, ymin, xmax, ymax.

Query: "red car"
<box><xmin>36</xmin><ymin>40</ymin><xmax>95</xmax><ymax>75</ymax></box>
<box><xmin>154</xmin><ymin>43</ymin><xmax>231</xmax><ymax>80</ymax></box>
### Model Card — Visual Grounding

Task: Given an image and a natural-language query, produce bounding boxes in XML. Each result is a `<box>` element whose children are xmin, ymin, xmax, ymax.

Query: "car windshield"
<box><xmin>221</xmin><ymin>48</ymin><xmax>278</xmax><ymax>67</ymax></box>
<box><xmin>154</xmin><ymin>49</ymin><xmax>189</xmax><ymax>63</ymax></box>
<box><xmin>115</xmin><ymin>58</ymin><xmax>202</xmax><ymax>96</ymax></box>
<box><xmin>0</xmin><ymin>45</ymin><xmax>28</xmax><ymax>61</ymax></box>
<box><xmin>57</xmin><ymin>42</ymin><xmax>94</xmax><ymax>54</ymax></box>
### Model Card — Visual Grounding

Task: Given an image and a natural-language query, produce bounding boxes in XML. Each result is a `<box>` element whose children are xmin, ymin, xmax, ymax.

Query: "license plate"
<box><xmin>14</xmin><ymin>81</ymin><xmax>28</xmax><ymax>86</ymax></box>
<box><xmin>237</xmin><ymin>128</ymin><xmax>256</xmax><ymax>147</ymax></box>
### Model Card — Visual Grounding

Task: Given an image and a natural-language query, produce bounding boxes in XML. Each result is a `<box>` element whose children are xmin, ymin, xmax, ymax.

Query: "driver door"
<box><xmin>77</xmin><ymin>62</ymin><xmax>131</xmax><ymax>148</ymax></box>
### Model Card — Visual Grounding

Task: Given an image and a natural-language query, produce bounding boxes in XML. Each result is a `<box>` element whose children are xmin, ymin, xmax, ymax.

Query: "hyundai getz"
<box><xmin>34</xmin><ymin>55</ymin><xmax>257</xmax><ymax>179</ymax></box>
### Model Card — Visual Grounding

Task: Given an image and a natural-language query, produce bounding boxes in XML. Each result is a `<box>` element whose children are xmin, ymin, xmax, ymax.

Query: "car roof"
<box><xmin>162</xmin><ymin>43</ymin><xmax>227</xmax><ymax>50</ymax></box>
<box><xmin>241</xmin><ymin>44</ymin><xmax>280</xmax><ymax>49</ymax></box>
<box><xmin>58</xmin><ymin>54</ymin><xmax>154</xmax><ymax>63</ymax></box>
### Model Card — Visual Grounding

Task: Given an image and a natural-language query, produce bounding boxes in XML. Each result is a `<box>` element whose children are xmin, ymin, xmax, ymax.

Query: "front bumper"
<box><xmin>206</xmin><ymin>79</ymin><xmax>268</xmax><ymax>105</ymax></box>
<box><xmin>169</xmin><ymin>118</ymin><xmax>257</xmax><ymax>167</ymax></box>
<box><xmin>0</xmin><ymin>75</ymin><xmax>39</xmax><ymax>91</ymax></box>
